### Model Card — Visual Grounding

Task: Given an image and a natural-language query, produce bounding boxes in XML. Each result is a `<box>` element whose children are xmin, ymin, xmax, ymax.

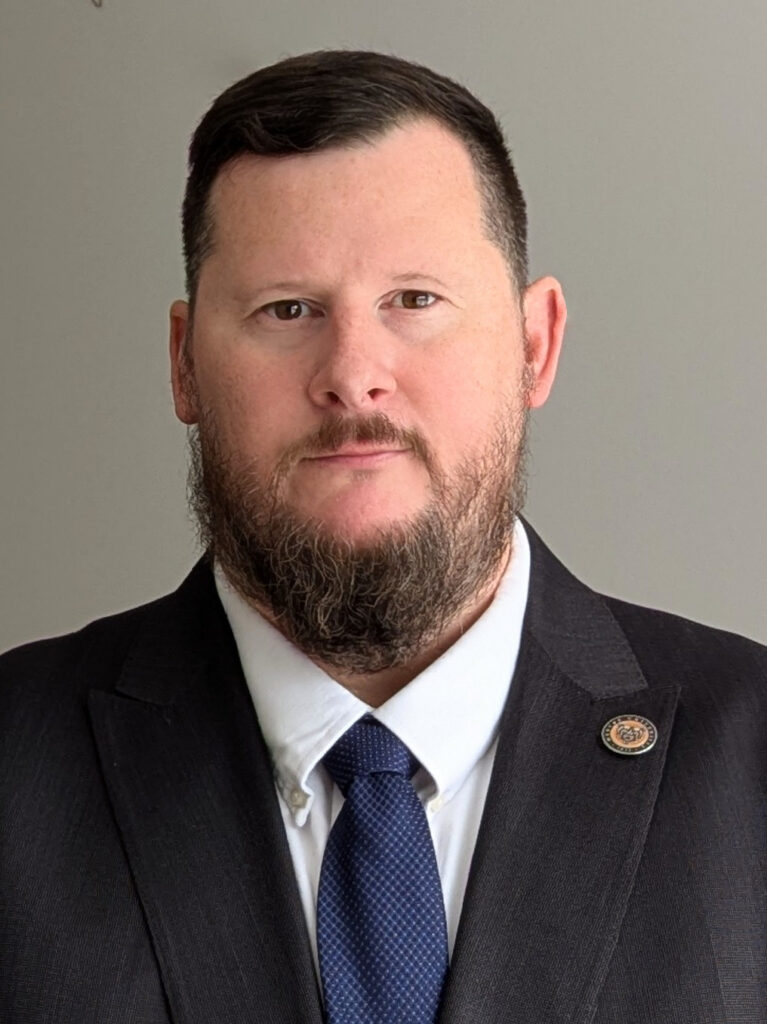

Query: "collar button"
<box><xmin>289</xmin><ymin>787</ymin><xmax>308</xmax><ymax>809</ymax></box>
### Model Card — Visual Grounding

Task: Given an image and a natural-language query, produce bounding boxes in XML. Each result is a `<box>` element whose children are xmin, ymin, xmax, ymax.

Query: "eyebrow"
<box><xmin>229</xmin><ymin>281</ymin><xmax>314</xmax><ymax>308</ymax></box>
<box><xmin>232</xmin><ymin>272</ymin><xmax>453</xmax><ymax>306</ymax></box>
<box><xmin>250</xmin><ymin>281</ymin><xmax>309</xmax><ymax>293</ymax></box>
<box><xmin>391</xmin><ymin>272</ymin><xmax>450</xmax><ymax>289</ymax></box>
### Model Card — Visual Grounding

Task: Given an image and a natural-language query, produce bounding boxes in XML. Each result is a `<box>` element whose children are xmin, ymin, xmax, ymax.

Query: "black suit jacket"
<box><xmin>1</xmin><ymin>525</ymin><xmax>766</xmax><ymax>1023</ymax></box>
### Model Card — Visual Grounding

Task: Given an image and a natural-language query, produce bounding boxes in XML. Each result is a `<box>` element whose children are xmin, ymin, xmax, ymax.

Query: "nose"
<box><xmin>306</xmin><ymin>314</ymin><xmax>397</xmax><ymax>412</ymax></box>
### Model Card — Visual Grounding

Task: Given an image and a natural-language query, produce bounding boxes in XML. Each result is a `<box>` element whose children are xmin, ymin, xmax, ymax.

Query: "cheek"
<box><xmin>416</xmin><ymin>342</ymin><xmax>521</xmax><ymax>445</ymax></box>
<box><xmin>413</xmin><ymin>346</ymin><xmax>528</xmax><ymax>468</ymax></box>
<box><xmin>197</xmin><ymin>354</ymin><xmax>309</xmax><ymax>455</ymax></box>
<box><xmin>201</xmin><ymin>367</ymin><xmax>253</xmax><ymax>434</ymax></box>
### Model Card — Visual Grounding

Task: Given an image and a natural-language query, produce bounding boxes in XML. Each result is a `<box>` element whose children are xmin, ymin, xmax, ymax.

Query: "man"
<box><xmin>1</xmin><ymin>50</ymin><xmax>765</xmax><ymax>1024</ymax></box>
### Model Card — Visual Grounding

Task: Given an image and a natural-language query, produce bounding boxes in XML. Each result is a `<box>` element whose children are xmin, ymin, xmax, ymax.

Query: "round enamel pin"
<box><xmin>601</xmin><ymin>715</ymin><xmax>657</xmax><ymax>756</ymax></box>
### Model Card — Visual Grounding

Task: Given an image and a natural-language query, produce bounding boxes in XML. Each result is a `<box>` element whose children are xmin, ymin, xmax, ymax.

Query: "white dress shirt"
<box><xmin>215</xmin><ymin>518</ymin><xmax>531</xmax><ymax>967</ymax></box>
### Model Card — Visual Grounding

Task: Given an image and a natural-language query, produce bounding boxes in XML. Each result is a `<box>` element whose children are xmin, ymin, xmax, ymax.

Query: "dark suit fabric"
<box><xmin>1</xmin><ymin>527</ymin><xmax>765</xmax><ymax>1023</ymax></box>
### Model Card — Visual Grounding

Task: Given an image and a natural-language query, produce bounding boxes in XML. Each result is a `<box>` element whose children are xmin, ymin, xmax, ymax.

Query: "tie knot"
<box><xmin>323</xmin><ymin>717</ymin><xmax>417</xmax><ymax>795</ymax></box>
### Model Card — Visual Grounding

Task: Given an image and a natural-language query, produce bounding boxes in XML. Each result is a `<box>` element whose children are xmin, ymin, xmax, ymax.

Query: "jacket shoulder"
<box><xmin>0</xmin><ymin>598</ymin><xmax>161</xmax><ymax>701</ymax></box>
<box><xmin>603</xmin><ymin>592</ymin><xmax>767</xmax><ymax>661</ymax></box>
<box><xmin>1</xmin><ymin>557</ymin><xmax>215</xmax><ymax>675</ymax></box>
<box><xmin>602</xmin><ymin>593</ymin><xmax>767</xmax><ymax>700</ymax></box>
<box><xmin>0</xmin><ymin>560</ymin><xmax>213</xmax><ymax>704</ymax></box>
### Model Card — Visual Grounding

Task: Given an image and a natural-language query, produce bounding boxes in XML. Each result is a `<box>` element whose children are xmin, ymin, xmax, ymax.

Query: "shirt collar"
<box><xmin>215</xmin><ymin>519</ymin><xmax>530</xmax><ymax>825</ymax></box>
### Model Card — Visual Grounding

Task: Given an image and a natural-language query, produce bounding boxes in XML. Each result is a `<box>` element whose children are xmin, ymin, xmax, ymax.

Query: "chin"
<box><xmin>290</xmin><ymin>487</ymin><xmax>423</xmax><ymax>535</ymax></box>
<box><xmin>308</xmin><ymin>506</ymin><xmax>422</xmax><ymax>546</ymax></box>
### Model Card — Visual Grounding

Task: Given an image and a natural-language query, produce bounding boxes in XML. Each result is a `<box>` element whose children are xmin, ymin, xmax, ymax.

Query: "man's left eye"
<box><xmin>392</xmin><ymin>291</ymin><xmax>438</xmax><ymax>310</ymax></box>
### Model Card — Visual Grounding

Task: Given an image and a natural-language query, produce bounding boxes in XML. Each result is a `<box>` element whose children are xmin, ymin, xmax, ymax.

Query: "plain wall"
<box><xmin>1</xmin><ymin>0</ymin><xmax>765</xmax><ymax>652</ymax></box>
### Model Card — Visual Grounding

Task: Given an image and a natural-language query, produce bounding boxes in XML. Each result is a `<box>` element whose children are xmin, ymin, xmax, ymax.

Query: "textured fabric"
<box><xmin>213</xmin><ymin>520</ymin><xmax>530</xmax><ymax>964</ymax></box>
<box><xmin>317</xmin><ymin>717</ymin><xmax>449</xmax><ymax>1024</ymax></box>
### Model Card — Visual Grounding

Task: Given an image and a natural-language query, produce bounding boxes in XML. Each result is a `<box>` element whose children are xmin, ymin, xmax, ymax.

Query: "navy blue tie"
<box><xmin>317</xmin><ymin>716</ymin><xmax>449</xmax><ymax>1024</ymax></box>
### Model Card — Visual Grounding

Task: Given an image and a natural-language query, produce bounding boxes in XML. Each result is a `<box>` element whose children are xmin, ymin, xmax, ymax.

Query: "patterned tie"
<box><xmin>317</xmin><ymin>716</ymin><xmax>449</xmax><ymax>1024</ymax></box>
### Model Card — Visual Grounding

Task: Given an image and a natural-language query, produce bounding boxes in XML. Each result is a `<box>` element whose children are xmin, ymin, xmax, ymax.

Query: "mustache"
<box><xmin>274</xmin><ymin>413</ymin><xmax>435</xmax><ymax>475</ymax></box>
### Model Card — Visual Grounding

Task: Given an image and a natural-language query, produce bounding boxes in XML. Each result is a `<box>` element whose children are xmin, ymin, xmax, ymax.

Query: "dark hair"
<box><xmin>182</xmin><ymin>50</ymin><xmax>528</xmax><ymax>304</ymax></box>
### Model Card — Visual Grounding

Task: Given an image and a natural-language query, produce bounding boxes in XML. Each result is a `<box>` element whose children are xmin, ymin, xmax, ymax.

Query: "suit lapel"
<box><xmin>440</xmin><ymin>527</ymin><xmax>680</xmax><ymax>1024</ymax></box>
<box><xmin>87</xmin><ymin>565</ymin><xmax>323</xmax><ymax>1024</ymax></box>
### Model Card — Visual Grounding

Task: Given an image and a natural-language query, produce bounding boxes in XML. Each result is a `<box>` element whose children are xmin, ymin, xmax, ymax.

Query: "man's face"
<box><xmin>169</xmin><ymin>118</ymin><xmax>564</xmax><ymax>671</ymax></box>
<box><xmin>172</xmin><ymin>119</ymin><xmax>561</xmax><ymax>541</ymax></box>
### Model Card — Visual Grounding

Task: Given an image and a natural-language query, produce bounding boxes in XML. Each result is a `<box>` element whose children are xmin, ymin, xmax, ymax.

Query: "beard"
<box><xmin>188</xmin><ymin>386</ymin><xmax>531</xmax><ymax>677</ymax></box>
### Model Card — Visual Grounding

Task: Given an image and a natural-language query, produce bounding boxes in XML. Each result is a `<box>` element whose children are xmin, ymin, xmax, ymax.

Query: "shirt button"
<box><xmin>289</xmin><ymin>788</ymin><xmax>308</xmax><ymax>809</ymax></box>
<box><xmin>428</xmin><ymin>796</ymin><xmax>444</xmax><ymax>813</ymax></box>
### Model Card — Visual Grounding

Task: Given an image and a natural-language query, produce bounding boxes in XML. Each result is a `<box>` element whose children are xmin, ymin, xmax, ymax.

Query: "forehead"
<box><xmin>205</xmin><ymin>119</ymin><xmax>489</xmax><ymax>264</ymax></box>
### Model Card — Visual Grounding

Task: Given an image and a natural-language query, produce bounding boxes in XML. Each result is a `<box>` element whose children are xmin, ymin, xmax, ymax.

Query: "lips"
<box><xmin>305</xmin><ymin>446</ymin><xmax>409</xmax><ymax>466</ymax></box>
<box><xmin>311</xmin><ymin>444</ymin><xmax>407</xmax><ymax>458</ymax></box>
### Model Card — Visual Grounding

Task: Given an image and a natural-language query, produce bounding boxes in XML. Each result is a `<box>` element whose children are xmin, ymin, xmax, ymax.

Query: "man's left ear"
<box><xmin>522</xmin><ymin>276</ymin><xmax>567</xmax><ymax>409</ymax></box>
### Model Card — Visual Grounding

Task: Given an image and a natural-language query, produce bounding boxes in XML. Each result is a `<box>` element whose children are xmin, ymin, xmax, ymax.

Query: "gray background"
<box><xmin>2</xmin><ymin>0</ymin><xmax>765</xmax><ymax>652</ymax></box>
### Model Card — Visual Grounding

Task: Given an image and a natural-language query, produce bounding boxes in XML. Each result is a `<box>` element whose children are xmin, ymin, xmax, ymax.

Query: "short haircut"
<box><xmin>182</xmin><ymin>50</ymin><xmax>528</xmax><ymax>305</ymax></box>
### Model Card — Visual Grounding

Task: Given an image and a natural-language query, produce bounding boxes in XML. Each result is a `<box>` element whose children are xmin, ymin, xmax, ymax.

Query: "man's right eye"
<box><xmin>261</xmin><ymin>299</ymin><xmax>314</xmax><ymax>321</ymax></box>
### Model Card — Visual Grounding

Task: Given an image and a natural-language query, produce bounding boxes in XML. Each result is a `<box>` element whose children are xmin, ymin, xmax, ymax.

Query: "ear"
<box><xmin>169</xmin><ymin>299</ymin><xmax>200</xmax><ymax>424</ymax></box>
<box><xmin>522</xmin><ymin>276</ymin><xmax>567</xmax><ymax>409</ymax></box>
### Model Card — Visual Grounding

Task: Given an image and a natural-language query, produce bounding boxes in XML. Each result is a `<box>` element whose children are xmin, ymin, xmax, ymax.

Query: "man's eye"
<box><xmin>393</xmin><ymin>290</ymin><xmax>437</xmax><ymax>310</ymax></box>
<box><xmin>262</xmin><ymin>299</ymin><xmax>314</xmax><ymax>321</ymax></box>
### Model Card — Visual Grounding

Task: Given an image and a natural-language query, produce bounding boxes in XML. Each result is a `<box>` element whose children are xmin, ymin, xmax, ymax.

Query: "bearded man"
<box><xmin>1</xmin><ymin>50</ymin><xmax>765</xmax><ymax>1024</ymax></box>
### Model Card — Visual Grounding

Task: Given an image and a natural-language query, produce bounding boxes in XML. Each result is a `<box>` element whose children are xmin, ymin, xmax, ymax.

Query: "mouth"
<box><xmin>304</xmin><ymin>445</ymin><xmax>410</xmax><ymax>468</ymax></box>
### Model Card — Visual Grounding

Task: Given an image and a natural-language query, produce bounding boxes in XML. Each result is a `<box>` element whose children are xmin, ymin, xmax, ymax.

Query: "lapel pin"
<box><xmin>601</xmin><ymin>715</ymin><xmax>657</xmax><ymax>756</ymax></box>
